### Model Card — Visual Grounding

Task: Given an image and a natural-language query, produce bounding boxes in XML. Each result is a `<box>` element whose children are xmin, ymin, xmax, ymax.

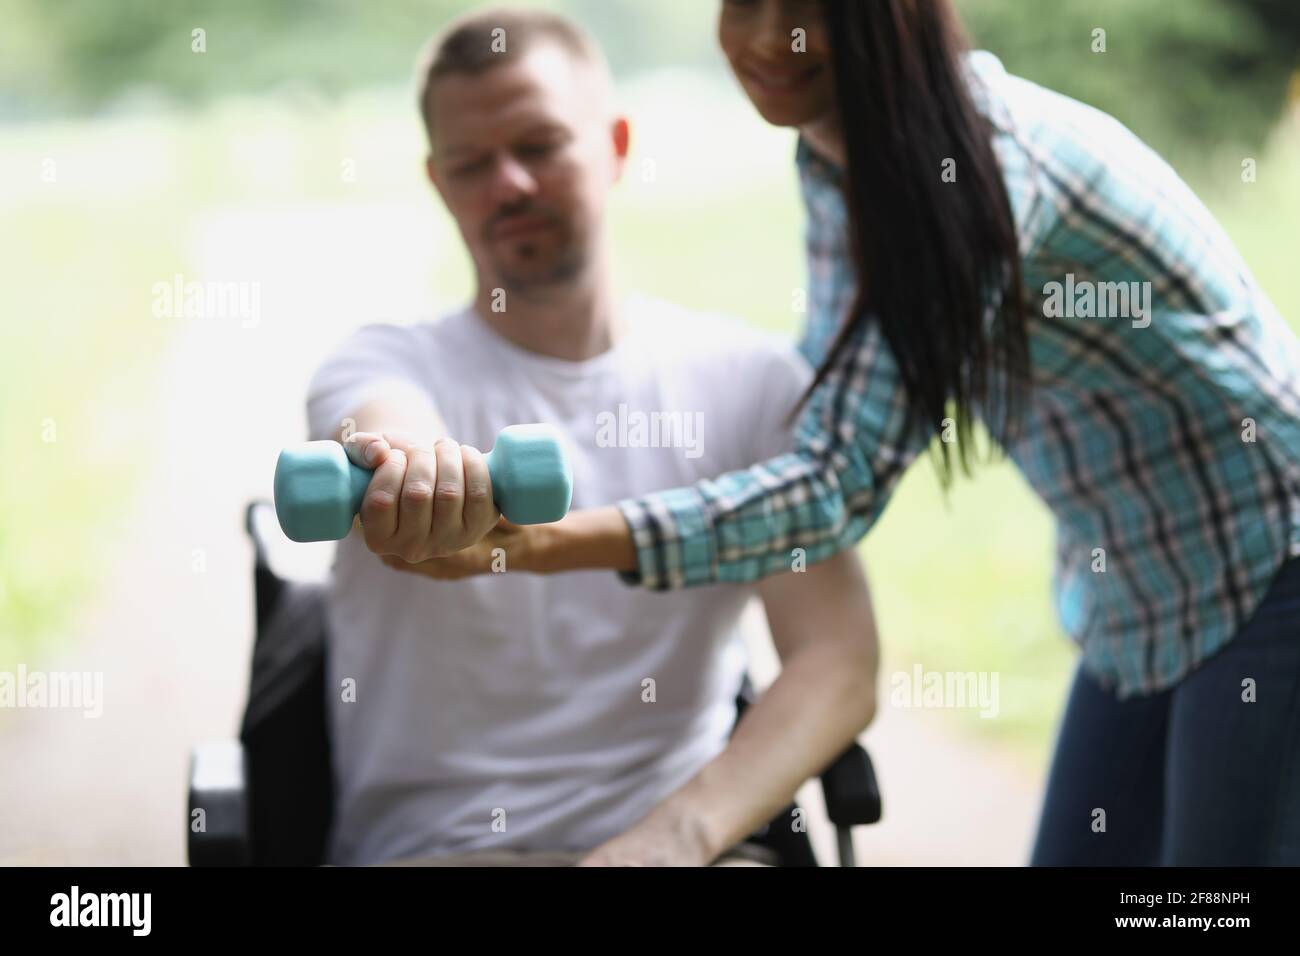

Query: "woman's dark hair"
<box><xmin>807</xmin><ymin>0</ymin><xmax>1029</xmax><ymax>482</ymax></box>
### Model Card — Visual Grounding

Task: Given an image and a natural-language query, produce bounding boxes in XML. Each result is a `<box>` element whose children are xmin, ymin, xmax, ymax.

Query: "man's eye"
<box><xmin>516</xmin><ymin>141</ymin><xmax>558</xmax><ymax>159</ymax></box>
<box><xmin>452</xmin><ymin>157</ymin><xmax>489</xmax><ymax>177</ymax></box>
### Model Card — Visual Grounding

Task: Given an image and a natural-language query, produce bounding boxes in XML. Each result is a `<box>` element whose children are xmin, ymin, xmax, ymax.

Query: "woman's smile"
<box><xmin>740</xmin><ymin>61</ymin><xmax>826</xmax><ymax>97</ymax></box>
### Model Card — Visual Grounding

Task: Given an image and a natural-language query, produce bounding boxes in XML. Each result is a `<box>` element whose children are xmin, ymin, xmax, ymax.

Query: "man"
<box><xmin>306</xmin><ymin>6</ymin><xmax>877</xmax><ymax>866</ymax></box>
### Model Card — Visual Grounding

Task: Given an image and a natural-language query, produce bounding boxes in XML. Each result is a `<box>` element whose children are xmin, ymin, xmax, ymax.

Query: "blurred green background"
<box><xmin>2</xmin><ymin>0</ymin><xmax>1298</xmax><ymax>771</ymax></box>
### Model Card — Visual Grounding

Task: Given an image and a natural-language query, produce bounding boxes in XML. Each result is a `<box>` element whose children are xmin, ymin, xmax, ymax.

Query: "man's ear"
<box><xmin>610</xmin><ymin>116</ymin><xmax>631</xmax><ymax>182</ymax></box>
<box><xmin>612</xmin><ymin>116</ymin><xmax>630</xmax><ymax>160</ymax></box>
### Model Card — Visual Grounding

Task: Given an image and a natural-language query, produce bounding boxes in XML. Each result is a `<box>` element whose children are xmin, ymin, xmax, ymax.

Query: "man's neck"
<box><xmin>471</xmin><ymin>265</ymin><xmax>622</xmax><ymax>362</ymax></box>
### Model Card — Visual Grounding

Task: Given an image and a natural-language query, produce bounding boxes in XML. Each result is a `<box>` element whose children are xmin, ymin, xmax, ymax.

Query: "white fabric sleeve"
<box><xmin>306</xmin><ymin>323</ymin><xmax>434</xmax><ymax>442</ymax></box>
<box><xmin>745</xmin><ymin>338</ymin><xmax>815</xmax><ymax>464</ymax></box>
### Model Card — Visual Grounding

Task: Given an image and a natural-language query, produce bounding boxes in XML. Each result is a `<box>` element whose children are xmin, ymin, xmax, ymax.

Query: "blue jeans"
<box><xmin>1031</xmin><ymin>554</ymin><xmax>1300</xmax><ymax>865</ymax></box>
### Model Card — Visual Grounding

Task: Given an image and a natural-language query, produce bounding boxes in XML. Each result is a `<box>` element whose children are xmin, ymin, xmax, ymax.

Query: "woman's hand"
<box><xmin>342</xmin><ymin>431</ymin><xmax>499</xmax><ymax>563</ymax></box>
<box><xmin>381</xmin><ymin>518</ymin><xmax>532</xmax><ymax>579</ymax></box>
<box><xmin>379</xmin><ymin>507</ymin><xmax>640</xmax><ymax>578</ymax></box>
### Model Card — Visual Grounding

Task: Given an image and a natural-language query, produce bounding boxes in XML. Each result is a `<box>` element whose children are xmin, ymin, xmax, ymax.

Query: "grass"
<box><xmin>0</xmin><ymin>168</ymin><xmax>185</xmax><ymax>671</ymax></box>
<box><xmin>869</xmin><ymin>119</ymin><xmax>1300</xmax><ymax>764</ymax></box>
<box><xmin>3</xmin><ymin>81</ymin><xmax>1296</xmax><ymax>768</ymax></box>
<box><xmin>606</xmin><ymin>105</ymin><xmax>1300</xmax><ymax>767</ymax></box>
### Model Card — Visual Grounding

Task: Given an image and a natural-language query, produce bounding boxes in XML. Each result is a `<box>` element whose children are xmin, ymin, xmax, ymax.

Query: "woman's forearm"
<box><xmin>526</xmin><ymin>506</ymin><xmax>637</xmax><ymax>573</ymax></box>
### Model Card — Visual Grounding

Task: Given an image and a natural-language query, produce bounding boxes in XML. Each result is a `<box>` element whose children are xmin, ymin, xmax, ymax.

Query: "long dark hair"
<box><xmin>807</xmin><ymin>0</ymin><xmax>1029</xmax><ymax>482</ymax></box>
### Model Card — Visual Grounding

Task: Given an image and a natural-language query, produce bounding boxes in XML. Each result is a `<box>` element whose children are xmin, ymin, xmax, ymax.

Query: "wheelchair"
<box><xmin>188</xmin><ymin>502</ymin><xmax>882</xmax><ymax>867</ymax></box>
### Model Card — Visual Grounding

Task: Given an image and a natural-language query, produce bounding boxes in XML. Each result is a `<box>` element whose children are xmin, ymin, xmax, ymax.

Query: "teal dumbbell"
<box><xmin>273</xmin><ymin>423</ymin><xmax>573</xmax><ymax>543</ymax></box>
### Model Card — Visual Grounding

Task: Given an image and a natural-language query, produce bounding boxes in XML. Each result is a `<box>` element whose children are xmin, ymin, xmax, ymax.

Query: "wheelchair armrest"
<box><xmin>820</xmin><ymin>742</ymin><xmax>882</xmax><ymax>827</ymax></box>
<box><xmin>188</xmin><ymin>740</ymin><xmax>251</xmax><ymax>866</ymax></box>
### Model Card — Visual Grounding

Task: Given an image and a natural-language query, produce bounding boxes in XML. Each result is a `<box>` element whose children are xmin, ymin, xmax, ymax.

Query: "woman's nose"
<box><xmin>752</xmin><ymin>1</ymin><xmax>800</xmax><ymax>59</ymax></box>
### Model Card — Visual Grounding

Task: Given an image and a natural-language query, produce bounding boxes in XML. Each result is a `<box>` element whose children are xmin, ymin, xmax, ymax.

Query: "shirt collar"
<box><xmin>795</xmin><ymin>135</ymin><xmax>845</xmax><ymax>188</ymax></box>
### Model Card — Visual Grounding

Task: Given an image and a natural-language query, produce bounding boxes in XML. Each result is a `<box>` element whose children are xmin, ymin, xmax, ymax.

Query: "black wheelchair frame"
<box><xmin>188</xmin><ymin>502</ymin><xmax>881</xmax><ymax>867</ymax></box>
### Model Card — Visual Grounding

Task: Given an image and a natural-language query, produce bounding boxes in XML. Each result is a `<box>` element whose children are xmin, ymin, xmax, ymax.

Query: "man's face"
<box><xmin>426</xmin><ymin>45</ymin><xmax>627</xmax><ymax>295</ymax></box>
<box><xmin>718</xmin><ymin>0</ymin><xmax>835</xmax><ymax>130</ymax></box>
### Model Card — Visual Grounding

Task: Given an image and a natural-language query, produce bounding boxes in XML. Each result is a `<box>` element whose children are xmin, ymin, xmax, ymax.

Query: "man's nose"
<box><xmin>485</xmin><ymin>153</ymin><xmax>539</xmax><ymax>206</ymax></box>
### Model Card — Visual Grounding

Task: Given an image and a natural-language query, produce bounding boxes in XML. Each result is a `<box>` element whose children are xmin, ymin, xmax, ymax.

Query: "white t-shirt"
<box><xmin>306</xmin><ymin>295</ymin><xmax>811</xmax><ymax>865</ymax></box>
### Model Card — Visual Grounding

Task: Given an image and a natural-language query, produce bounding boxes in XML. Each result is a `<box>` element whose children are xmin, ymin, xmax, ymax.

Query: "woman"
<box><xmin>397</xmin><ymin>0</ymin><xmax>1300</xmax><ymax>864</ymax></box>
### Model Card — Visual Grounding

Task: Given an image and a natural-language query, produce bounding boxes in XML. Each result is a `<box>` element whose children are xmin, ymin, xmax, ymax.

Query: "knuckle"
<box><xmin>403</xmin><ymin>481</ymin><xmax>435</xmax><ymax>506</ymax></box>
<box><xmin>434</xmin><ymin>481</ymin><xmax>463</xmax><ymax>502</ymax></box>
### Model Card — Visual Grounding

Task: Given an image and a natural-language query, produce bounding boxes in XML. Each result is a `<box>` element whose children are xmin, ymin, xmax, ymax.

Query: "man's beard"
<box><xmin>484</xmin><ymin>201</ymin><xmax>585</xmax><ymax>294</ymax></box>
<box><xmin>495</xmin><ymin>239</ymin><xmax>586</xmax><ymax>294</ymax></box>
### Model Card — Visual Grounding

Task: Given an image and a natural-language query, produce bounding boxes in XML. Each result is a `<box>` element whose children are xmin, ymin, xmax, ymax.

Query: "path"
<box><xmin>0</xmin><ymin>201</ymin><xmax>1044</xmax><ymax>865</ymax></box>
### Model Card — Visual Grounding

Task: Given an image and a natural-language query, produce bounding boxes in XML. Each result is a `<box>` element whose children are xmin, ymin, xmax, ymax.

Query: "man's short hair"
<box><xmin>415</xmin><ymin>6</ymin><xmax>608</xmax><ymax>147</ymax></box>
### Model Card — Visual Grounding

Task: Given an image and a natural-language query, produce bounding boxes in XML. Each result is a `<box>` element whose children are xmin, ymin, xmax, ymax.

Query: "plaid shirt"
<box><xmin>617</xmin><ymin>52</ymin><xmax>1300</xmax><ymax>697</ymax></box>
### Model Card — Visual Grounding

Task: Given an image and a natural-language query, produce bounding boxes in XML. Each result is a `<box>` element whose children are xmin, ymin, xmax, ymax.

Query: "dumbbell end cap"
<box><xmin>489</xmin><ymin>424</ymin><xmax>574</xmax><ymax>525</ymax></box>
<box><xmin>274</xmin><ymin>441</ymin><xmax>360</xmax><ymax>543</ymax></box>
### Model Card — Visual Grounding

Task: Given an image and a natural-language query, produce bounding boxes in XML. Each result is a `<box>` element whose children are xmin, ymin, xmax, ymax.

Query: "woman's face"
<box><xmin>718</xmin><ymin>0</ymin><xmax>835</xmax><ymax>130</ymax></box>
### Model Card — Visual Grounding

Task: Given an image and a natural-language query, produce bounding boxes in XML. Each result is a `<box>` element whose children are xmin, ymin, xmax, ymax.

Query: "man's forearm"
<box><xmin>583</xmin><ymin>549</ymin><xmax>879</xmax><ymax>865</ymax></box>
<box><xmin>333</xmin><ymin>394</ymin><xmax>446</xmax><ymax>446</ymax></box>
<box><xmin>642</xmin><ymin>641</ymin><xmax>877</xmax><ymax>862</ymax></box>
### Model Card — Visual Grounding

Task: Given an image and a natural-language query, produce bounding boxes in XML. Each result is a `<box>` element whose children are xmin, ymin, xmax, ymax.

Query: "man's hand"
<box><xmin>380</xmin><ymin>517</ymin><xmax>532</xmax><ymax>579</ymax></box>
<box><xmin>342</xmin><ymin>430</ymin><xmax>499</xmax><ymax>562</ymax></box>
<box><xmin>576</xmin><ymin>806</ymin><xmax>714</xmax><ymax>867</ymax></box>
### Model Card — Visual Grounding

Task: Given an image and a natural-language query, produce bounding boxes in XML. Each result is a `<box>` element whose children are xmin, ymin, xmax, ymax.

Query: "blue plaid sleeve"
<box><xmin>618</xmin><ymin>316</ymin><xmax>933</xmax><ymax>590</ymax></box>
